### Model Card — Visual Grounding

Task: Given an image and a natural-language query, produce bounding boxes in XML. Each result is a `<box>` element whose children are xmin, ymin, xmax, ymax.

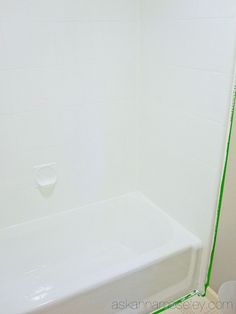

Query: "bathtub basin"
<box><xmin>0</xmin><ymin>192</ymin><xmax>201</xmax><ymax>314</ymax></box>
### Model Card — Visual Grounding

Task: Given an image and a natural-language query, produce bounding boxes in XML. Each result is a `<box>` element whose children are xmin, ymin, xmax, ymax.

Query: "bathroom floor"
<box><xmin>165</xmin><ymin>295</ymin><xmax>220</xmax><ymax>314</ymax></box>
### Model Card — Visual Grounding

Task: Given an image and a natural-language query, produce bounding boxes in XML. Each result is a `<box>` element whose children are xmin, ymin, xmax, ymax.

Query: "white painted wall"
<box><xmin>138</xmin><ymin>0</ymin><xmax>236</xmax><ymax>291</ymax></box>
<box><xmin>211</xmin><ymin>112</ymin><xmax>236</xmax><ymax>292</ymax></box>
<box><xmin>0</xmin><ymin>0</ymin><xmax>139</xmax><ymax>227</ymax></box>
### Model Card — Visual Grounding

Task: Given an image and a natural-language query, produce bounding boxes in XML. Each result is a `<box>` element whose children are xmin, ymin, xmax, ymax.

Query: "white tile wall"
<box><xmin>0</xmin><ymin>0</ymin><xmax>138</xmax><ymax>227</ymax></box>
<box><xmin>141</xmin><ymin>64</ymin><xmax>232</xmax><ymax>123</ymax></box>
<box><xmin>0</xmin><ymin>0</ymin><xmax>139</xmax><ymax>21</ymax></box>
<box><xmin>142</xmin><ymin>19</ymin><xmax>236</xmax><ymax>73</ymax></box>
<box><xmin>140</xmin><ymin>104</ymin><xmax>227</xmax><ymax>168</ymax></box>
<box><xmin>140</xmin><ymin>0</ymin><xmax>236</xmax><ymax>19</ymax></box>
<box><xmin>139</xmin><ymin>0</ymin><xmax>236</xmax><ymax>290</ymax></box>
<box><xmin>0</xmin><ymin>0</ymin><xmax>236</xmax><ymax>272</ymax></box>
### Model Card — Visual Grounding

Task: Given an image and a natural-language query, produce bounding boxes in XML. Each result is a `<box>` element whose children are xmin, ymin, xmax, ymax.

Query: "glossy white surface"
<box><xmin>139</xmin><ymin>0</ymin><xmax>236</xmax><ymax>292</ymax></box>
<box><xmin>0</xmin><ymin>0</ymin><xmax>235</xmax><ymax>313</ymax></box>
<box><xmin>0</xmin><ymin>0</ymin><xmax>139</xmax><ymax>227</ymax></box>
<box><xmin>0</xmin><ymin>192</ymin><xmax>201</xmax><ymax>314</ymax></box>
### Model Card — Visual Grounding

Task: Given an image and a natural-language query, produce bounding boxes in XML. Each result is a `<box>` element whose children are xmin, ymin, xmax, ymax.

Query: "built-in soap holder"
<box><xmin>34</xmin><ymin>163</ymin><xmax>57</xmax><ymax>191</ymax></box>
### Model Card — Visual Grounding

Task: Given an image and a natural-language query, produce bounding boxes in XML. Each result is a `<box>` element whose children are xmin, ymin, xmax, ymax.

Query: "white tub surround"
<box><xmin>0</xmin><ymin>0</ymin><xmax>236</xmax><ymax>313</ymax></box>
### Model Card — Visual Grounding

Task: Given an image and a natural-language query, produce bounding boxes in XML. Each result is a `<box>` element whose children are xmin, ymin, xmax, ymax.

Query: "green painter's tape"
<box><xmin>151</xmin><ymin>290</ymin><xmax>198</xmax><ymax>314</ymax></box>
<box><xmin>151</xmin><ymin>84</ymin><xmax>236</xmax><ymax>314</ymax></box>
<box><xmin>203</xmin><ymin>84</ymin><xmax>236</xmax><ymax>294</ymax></box>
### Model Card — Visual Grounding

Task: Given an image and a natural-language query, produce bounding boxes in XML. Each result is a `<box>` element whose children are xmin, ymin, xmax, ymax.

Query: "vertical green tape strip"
<box><xmin>203</xmin><ymin>84</ymin><xmax>236</xmax><ymax>294</ymax></box>
<box><xmin>151</xmin><ymin>84</ymin><xmax>236</xmax><ymax>314</ymax></box>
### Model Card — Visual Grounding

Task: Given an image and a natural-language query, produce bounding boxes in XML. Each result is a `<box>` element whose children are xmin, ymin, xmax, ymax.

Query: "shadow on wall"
<box><xmin>211</xmin><ymin>110</ymin><xmax>236</xmax><ymax>291</ymax></box>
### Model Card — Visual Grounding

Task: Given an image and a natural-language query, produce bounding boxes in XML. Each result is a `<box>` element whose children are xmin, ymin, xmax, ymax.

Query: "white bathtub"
<box><xmin>0</xmin><ymin>192</ymin><xmax>201</xmax><ymax>314</ymax></box>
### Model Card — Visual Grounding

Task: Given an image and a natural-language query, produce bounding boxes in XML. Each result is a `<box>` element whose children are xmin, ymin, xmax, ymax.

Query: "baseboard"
<box><xmin>206</xmin><ymin>287</ymin><xmax>219</xmax><ymax>302</ymax></box>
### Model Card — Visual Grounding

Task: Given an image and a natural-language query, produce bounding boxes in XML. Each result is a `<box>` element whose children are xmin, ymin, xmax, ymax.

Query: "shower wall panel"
<box><xmin>0</xmin><ymin>0</ymin><xmax>139</xmax><ymax>227</ymax></box>
<box><xmin>139</xmin><ymin>0</ymin><xmax>236</xmax><ymax>290</ymax></box>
